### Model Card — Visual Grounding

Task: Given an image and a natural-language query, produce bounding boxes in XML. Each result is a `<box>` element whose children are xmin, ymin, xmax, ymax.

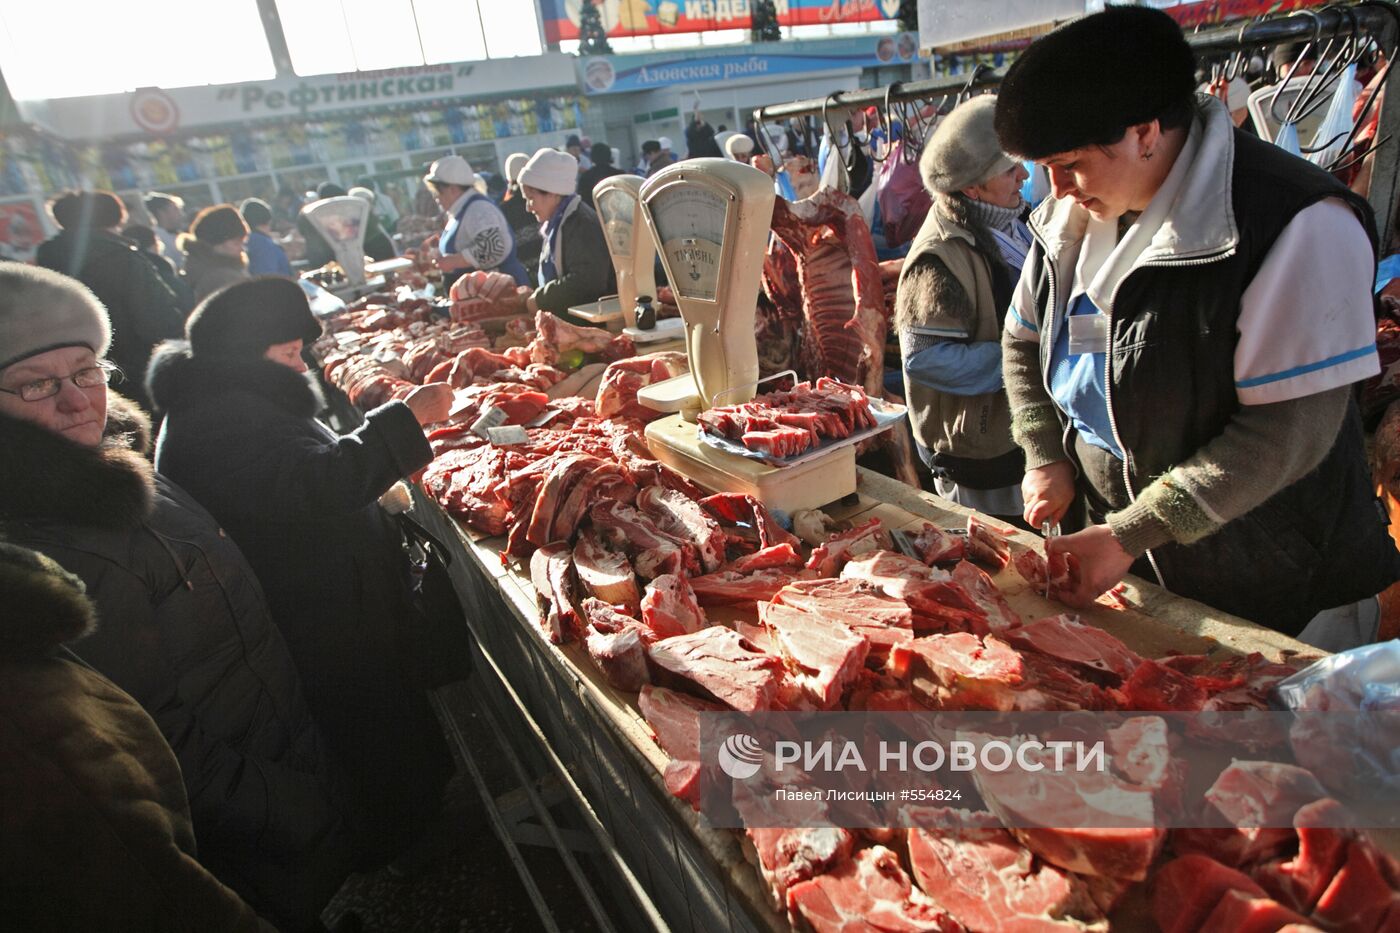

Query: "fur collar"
<box><xmin>147</xmin><ymin>340</ymin><xmax>323</xmax><ymax>419</ymax></box>
<box><xmin>0</xmin><ymin>542</ymin><xmax>97</xmax><ymax>661</ymax></box>
<box><xmin>0</xmin><ymin>394</ymin><xmax>155</xmax><ymax>532</ymax></box>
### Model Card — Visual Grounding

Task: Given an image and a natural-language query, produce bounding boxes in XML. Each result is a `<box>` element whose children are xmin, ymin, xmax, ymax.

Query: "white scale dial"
<box><xmin>650</xmin><ymin>185</ymin><xmax>728</xmax><ymax>303</ymax></box>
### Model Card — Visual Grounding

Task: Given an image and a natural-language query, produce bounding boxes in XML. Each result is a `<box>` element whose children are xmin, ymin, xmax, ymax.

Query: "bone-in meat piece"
<box><xmin>572</xmin><ymin>528</ymin><xmax>640</xmax><ymax>613</ymax></box>
<box><xmin>640</xmin><ymin>573</ymin><xmax>706</xmax><ymax>640</ymax></box>
<box><xmin>647</xmin><ymin>626</ymin><xmax>783</xmax><ymax>713</ymax></box>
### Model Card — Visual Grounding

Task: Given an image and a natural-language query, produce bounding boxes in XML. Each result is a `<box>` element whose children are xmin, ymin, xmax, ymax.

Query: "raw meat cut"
<box><xmin>1197</xmin><ymin>890</ymin><xmax>1309</xmax><ymax>933</ymax></box>
<box><xmin>689</xmin><ymin>567</ymin><xmax>817</xmax><ymax>606</ymax></box>
<box><xmin>1114</xmin><ymin>658</ymin><xmax>1209</xmax><ymax>712</ymax></box>
<box><xmin>1151</xmin><ymin>855</ymin><xmax>1267</xmax><ymax>933</ymax></box>
<box><xmin>1308</xmin><ymin>839</ymin><xmax>1400</xmax><ymax>932</ymax></box>
<box><xmin>595</xmin><ymin>351</ymin><xmax>689</xmax><ymax>422</ymax></box>
<box><xmin>842</xmin><ymin>551</ymin><xmax>991</xmax><ymax>635</ymax></box>
<box><xmin>582</xmin><ymin>599</ymin><xmax>651</xmax><ymax>692</ymax></box>
<box><xmin>640</xmin><ymin>574</ymin><xmax>706</xmax><ymax>640</ymax></box>
<box><xmin>720</xmin><ymin>543</ymin><xmax>803</xmax><ymax>574</ymax></box>
<box><xmin>1254</xmin><ymin>799</ymin><xmax>1356</xmax><ymax>915</ymax></box>
<box><xmin>572</xmin><ymin>528</ymin><xmax>641</xmax><ymax>613</ymax></box>
<box><xmin>528</xmin><ymin>542</ymin><xmax>578</xmax><ymax>643</ymax></box>
<box><xmin>888</xmin><ymin>633</ymin><xmax>1023</xmax><ymax>711</ymax></box>
<box><xmin>1004</xmin><ymin>614</ymin><xmax>1141</xmax><ymax>683</ymax></box>
<box><xmin>636</xmin><ymin>485</ymin><xmax>726</xmax><ymax>573</ymax></box>
<box><xmin>589</xmin><ymin>499</ymin><xmax>698</xmax><ymax>579</ymax></box>
<box><xmin>1175</xmin><ymin>761</ymin><xmax>1329</xmax><ymax>868</ymax></box>
<box><xmin>423</xmin><ymin>445</ymin><xmax>510</xmax><ymax>534</ymax></box>
<box><xmin>647</xmin><ymin>626</ymin><xmax>784</xmax><ymax>713</ymax></box>
<box><xmin>747</xmin><ymin>827</ymin><xmax>856</xmax><ymax>913</ymax></box>
<box><xmin>1013</xmin><ymin>547</ymin><xmax>1079</xmax><ymax>603</ymax></box>
<box><xmin>637</xmin><ymin>684</ymin><xmax>725</xmax><ymax>806</ymax></box>
<box><xmin>1014</xmin><ymin>651</ymin><xmax>1114</xmax><ymax>711</ymax></box>
<box><xmin>805</xmin><ymin>517</ymin><xmax>893</xmax><ymax>576</ymax></box>
<box><xmin>769</xmin><ymin>578</ymin><xmax>915</xmax><ymax>665</ymax></box>
<box><xmin>448</xmin><ymin>269</ymin><xmax>527</xmax><ymax>322</ymax></box>
<box><xmin>697</xmin><ymin>377</ymin><xmax>878</xmax><ymax>458</ymax></box>
<box><xmin>532</xmin><ymin>310</ymin><xmax>634</xmax><ymax>365</ymax></box>
<box><xmin>950</xmin><ymin>560</ymin><xmax>1022</xmax><ymax>633</ymax></box>
<box><xmin>907</xmin><ymin>809</ymin><xmax>1102</xmax><ymax>932</ymax></box>
<box><xmin>759</xmin><ymin>603</ymin><xmax>870</xmax><ymax>708</ymax></box>
<box><xmin>785</xmin><ymin>845</ymin><xmax>963</xmax><ymax>933</ymax></box>
<box><xmin>909</xmin><ymin>522</ymin><xmax>966</xmax><ymax>565</ymax></box>
<box><xmin>700</xmin><ymin>492</ymin><xmax>801</xmax><ymax>549</ymax></box>
<box><xmin>966</xmin><ymin>515</ymin><xmax>1012</xmax><ymax>571</ymax></box>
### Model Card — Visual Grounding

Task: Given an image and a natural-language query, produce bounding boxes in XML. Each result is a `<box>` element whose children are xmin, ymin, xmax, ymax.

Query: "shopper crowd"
<box><xmin>5</xmin><ymin>8</ymin><xmax>1400</xmax><ymax>927</ymax></box>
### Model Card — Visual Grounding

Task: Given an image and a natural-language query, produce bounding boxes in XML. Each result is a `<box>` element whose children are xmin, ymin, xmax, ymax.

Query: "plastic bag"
<box><xmin>1307</xmin><ymin>64</ymin><xmax>1360</xmax><ymax>168</ymax></box>
<box><xmin>1275</xmin><ymin>641</ymin><xmax>1400</xmax><ymax>807</ymax></box>
<box><xmin>875</xmin><ymin>139</ymin><xmax>932</xmax><ymax>250</ymax></box>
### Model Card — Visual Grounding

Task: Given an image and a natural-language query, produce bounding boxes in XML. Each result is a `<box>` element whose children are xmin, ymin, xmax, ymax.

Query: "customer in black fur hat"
<box><xmin>148</xmin><ymin>276</ymin><xmax>459</xmax><ymax>868</ymax></box>
<box><xmin>0</xmin><ymin>264</ymin><xmax>356</xmax><ymax>930</ymax></box>
<box><xmin>994</xmin><ymin>5</ymin><xmax>1398</xmax><ymax>643</ymax></box>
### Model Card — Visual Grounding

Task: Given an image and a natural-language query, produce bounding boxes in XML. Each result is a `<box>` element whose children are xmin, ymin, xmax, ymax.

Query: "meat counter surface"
<box><xmin>407</xmin><ymin>466</ymin><xmax>1328</xmax><ymax>933</ymax></box>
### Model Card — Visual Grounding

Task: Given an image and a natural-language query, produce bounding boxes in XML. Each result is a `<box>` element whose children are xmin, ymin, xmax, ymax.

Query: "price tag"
<box><xmin>485</xmin><ymin>425</ymin><xmax>530</xmax><ymax>446</ymax></box>
<box><xmin>470</xmin><ymin>405</ymin><xmax>509</xmax><ymax>439</ymax></box>
<box><xmin>526</xmin><ymin>407</ymin><xmax>562</xmax><ymax>428</ymax></box>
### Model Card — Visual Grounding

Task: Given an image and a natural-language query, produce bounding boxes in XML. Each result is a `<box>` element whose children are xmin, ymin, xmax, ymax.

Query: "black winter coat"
<box><xmin>533</xmin><ymin>199</ymin><xmax>615</xmax><ymax>318</ymax></box>
<box><xmin>34</xmin><ymin>231</ymin><xmax>184</xmax><ymax>409</ymax></box>
<box><xmin>147</xmin><ymin>345</ymin><xmax>453</xmax><ymax>859</ymax></box>
<box><xmin>0</xmin><ymin>396</ymin><xmax>353</xmax><ymax>930</ymax></box>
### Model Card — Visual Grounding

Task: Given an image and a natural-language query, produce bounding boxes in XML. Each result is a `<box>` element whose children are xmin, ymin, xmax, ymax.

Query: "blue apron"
<box><xmin>440</xmin><ymin>191</ymin><xmax>530</xmax><ymax>286</ymax></box>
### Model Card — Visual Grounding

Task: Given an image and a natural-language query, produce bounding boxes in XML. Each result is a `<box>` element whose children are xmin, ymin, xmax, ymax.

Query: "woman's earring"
<box><xmin>1142</xmin><ymin>150</ymin><xmax>1154</xmax><ymax>161</ymax></box>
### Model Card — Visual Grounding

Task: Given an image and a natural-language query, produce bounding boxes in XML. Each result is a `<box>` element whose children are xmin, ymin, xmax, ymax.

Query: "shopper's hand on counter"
<box><xmin>1022</xmin><ymin>461</ymin><xmax>1075</xmax><ymax>529</ymax></box>
<box><xmin>405</xmin><ymin>382</ymin><xmax>454</xmax><ymax>426</ymax></box>
<box><xmin>1046</xmin><ymin>525</ymin><xmax>1135</xmax><ymax>609</ymax></box>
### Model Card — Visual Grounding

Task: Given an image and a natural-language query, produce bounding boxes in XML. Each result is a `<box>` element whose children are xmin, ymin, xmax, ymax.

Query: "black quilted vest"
<box><xmin>1030</xmin><ymin>129</ymin><xmax>1399</xmax><ymax>636</ymax></box>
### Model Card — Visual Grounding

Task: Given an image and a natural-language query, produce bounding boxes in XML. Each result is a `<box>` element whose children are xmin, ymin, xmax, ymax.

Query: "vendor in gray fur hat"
<box><xmin>894</xmin><ymin>94</ymin><xmax>1030</xmax><ymax>523</ymax></box>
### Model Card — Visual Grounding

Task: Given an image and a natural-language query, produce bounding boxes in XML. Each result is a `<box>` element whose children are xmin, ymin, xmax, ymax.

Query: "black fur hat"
<box><xmin>186</xmin><ymin>276</ymin><xmax>323</xmax><ymax>360</ymax></box>
<box><xmin>994</xmin><ymin>5</ymin><xmax>1197</xmax><ymax>159</ymax></box>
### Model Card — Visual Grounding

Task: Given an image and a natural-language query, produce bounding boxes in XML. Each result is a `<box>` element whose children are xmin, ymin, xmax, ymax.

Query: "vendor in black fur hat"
<box><xmin>995</xmin><ymin>5</ymin><xmax>1398</xmax><ymax>642</ymax></box>
<box><xmin>0</xmin><ymin>265</ymin><xmax>356</xmax><ymax>930</ymax></box>
<box><xmin>147</xmin><ymin>276</ymin><xmax>458</xmax><ymax>866</ymax></box>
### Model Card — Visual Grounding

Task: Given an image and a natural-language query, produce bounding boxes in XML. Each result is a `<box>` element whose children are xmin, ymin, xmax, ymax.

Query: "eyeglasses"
<box><xmin>0</xmin><ymin>360</ymin><xmax>121</xmax><ymax>402</ymax></box>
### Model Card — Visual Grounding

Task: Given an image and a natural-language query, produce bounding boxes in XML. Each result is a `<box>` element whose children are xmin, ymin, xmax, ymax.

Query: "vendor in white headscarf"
<box><xmin>518</xmin><ymin>148</ymin><xmax>614</xmax><ymax>321</ymax></box>
<box><xmin>424</xmin><ymin>155</ymin><xmax>530</xmax><ymax>287</ymax></box>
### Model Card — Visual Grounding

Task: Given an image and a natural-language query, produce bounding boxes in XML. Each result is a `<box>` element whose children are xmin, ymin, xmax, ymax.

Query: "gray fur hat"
<box><xmin>920</xmin><ymin>95</ymin><xmax>1019</xmax><ymax>195</ymax></box>
<box><xmin>0</xmin><ymin>264</ymin><xmax>112</xmax><ymax>373</ymax></box>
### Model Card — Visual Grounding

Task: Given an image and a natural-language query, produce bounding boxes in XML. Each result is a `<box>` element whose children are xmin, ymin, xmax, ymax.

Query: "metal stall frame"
<box><xmin>754</xmin><ymin>2</ymin><xmax>1400</xmax><ymax>243</ymax></box>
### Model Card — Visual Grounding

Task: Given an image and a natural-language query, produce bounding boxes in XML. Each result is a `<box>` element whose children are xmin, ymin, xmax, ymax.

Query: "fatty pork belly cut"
<box><xmin>786</xmin><ymin>845</ymin><xmax>964</xmax><ymax>933</ymax></box>
<box><xmin>594</xmin><ymin>351</ymin><xmax>689</xmax><ymax>422</ymax></box>
<box><xmin>768</xmin><ymin>578</ymin><xmax>914</xmax><ymax>666</ymax></box>
<box><xmin>635</xmin><ymin>485</ymin><xmax>725</xmax><ymax>573</ymax></box>
<box><xmin>758</xmin><ymin>603</ymin><xmax>870</xmax><ymax>709</ymax></box>
<box><xmin>637</xmin><ymin>684</ymin><xmax>725</xmax><ymax>806</ymax></box>
<box><xmin>647</xmin><ymin>626</ymin><xmax>784</xmax><ymax>713</ymax></box>
<box><xmin>907</xmin><ymin>808</ymin><xmax>1106</xmax><ymax>932</ymax></box>
<box><xmin>582</xmin><ymin>598</ymin><xmax>651</xmax><ymax>693</ymax></box>
<box><xmin>639</xmin><ymin>573</ymin><xmax>706</xmax><ymax>640</ymax></box>
<box><xmin>572</xmin><ymin>529</ymin><xmax>641</xmax><ymax>613</ymax></box>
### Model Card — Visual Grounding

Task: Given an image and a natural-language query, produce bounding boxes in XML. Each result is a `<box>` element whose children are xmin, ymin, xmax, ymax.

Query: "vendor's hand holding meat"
<box><xmin>1045</xmin><ymin>525</ymin><xmax>1135</xmax><ymax>609</ymax></box>
<box><xmin>405</xmin><ymin>381</ymin><xmax>453</xmax><ymax>426</ymax></box>
<box><xmin>996</xmin><ymin>6</ymin><xmax>1398</xmax><ymax>640</ymax></box>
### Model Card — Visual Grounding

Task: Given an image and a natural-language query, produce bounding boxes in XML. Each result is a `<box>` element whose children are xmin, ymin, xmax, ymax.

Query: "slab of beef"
<box><xmin>720</xmin><ymin>542</ymin><xmax>803</xmax><ymax>574</ymax></box>
<box><xmin>1005</xmin><ymin>613</ymin><xmax>1141</xmax><ymax>683</ymax></box>
<box><xmin>423</xmin><ymin>445</ymin><xmax>510</xmax><ymax>535</ymax></box>
<box><xmin>1013</xmin><ymin>547</ymin><xmax>1079</xmax><ymax>603</ymax></box>
<box><xmin>1194</xmin><ymin>890</ymin><xmax>1310</xmax><ymax>933</ymax></box>
<box><xmin>595</xmin><ymin>351</ymin><xmax>689</xmax><ymax>422</ymax></box>
<box><xmin>700</xmin><ymin>492</ymin><xmax>801</xmax><ymax>549</ymax></box>
<box><xmin>909</xmin><ymin>522</ymin><xmax>966</xmax><ymax>565</ymax></box>
<box><xmin>1173</xmin><ymin>761</ymin><xmax>1329</xmax><ymax>868</ymax></box>
<box><xmin>805</xmin><ymin>516</ymin><xmax>893</xmax><ymax>576</ymax></box>
<box><xmin>766</xmin><ymin>189</ymin><xmax>887</xmax><ymax>396</ymax></box>
<box><xmin>1013</xmin><ymin>651</ymin><xmax>1115</xmax><ymax>712</ymax></box>
<box><xmin>965</xmin><ymin>514</ymin><xmax>1012</xmax><ymax>571</ymax></box>
<box><xmin>950</xmin><ymin>560</ymin><xmax>1022</xmax><ymax>633</ymax></box>
<box><xmin>582</xmin><ymin>598</ymin><xmax>651</xmax><ymax>692</ymax></box>
<box><xmin>636</xmin><ymin>485</ymin><xmax>725</xmax><ymax>573</ymax></box>
<box><xmin>1113</xmin><ymin>658</ymin><xmax>1211</xmax><ymax>712</ymax></box>
<box><xmin>524</xmin><ymin>453</ymin><xmax>609</xmax><ymax>546</ymax></box>
<box><xmin>572</xmin><ymin>529</ymin><xmax>641</xmax><ymax>613</ymax></box>
<box><xmin>758</xmin><ymin>603</ymin><xmax>870</xmax><ymax>709</ymax></box>
<box><xmin>640</xmin><ymin>574</ymin><xmax>706</xmax><ymax>640</ymax></box>
<box><xmin>907</xmin><ymin>808</ymin><xmax>1103</xmax><ymax>932</ymax></box>
<box><xmin>637</xmin><ymin>684</ymin><xmax>725</xmax><ymax>806</ymax></box>
<box><xmin>647</xmin><ymin>626</ymin><xmax>783</xmax><ymax>713</ymax></box>
<box><xmin>888</xmin><ymin>633</ymin><xmax>1023</xmax><ymax>711</ymax></box>
<box><xmin>528</xmin><ymin>542</ymin><xmax>578</xmax><ymax>643</ymax></box>
<box><xmin>769</xmin><ymin>578</ymin><xmax>914</xmax><ymax>666</ymax></box>
<box><xmin>786</xmin><ymin>845</ymin><xmax>964</xmax><ymax>933</ymax></box>
<box><xmin>531</xmin><ymin>310</ymin><xmax>634</xmax><ymax>365</ymax></box>
<box><xmin>842</xmin><ymin>551</ymin><xmax>991</xmax><ymax>635</ymax></box>
<box><xmin>589</xmin><ymin>499</ymin><xmax>699</xmax><ymax>579</ymax></box>
<box><xmin>1152</xmin><ymin>854</ymin><xmax>1271</xmax><ymax>933</ymax></box>
<box><xmin>448</xmin><ymin>269</ymin><xmax>527</xmax><ymax>322</ymax></box>
<box><xmin>747</xmin><ymin>827</ymin><xmax>856</xmax><ymax>915</ymax></box>
<box><xmin>688</xmin><ymin>566</ymin><xmax>817</xmax><ymax>607</ymax></box>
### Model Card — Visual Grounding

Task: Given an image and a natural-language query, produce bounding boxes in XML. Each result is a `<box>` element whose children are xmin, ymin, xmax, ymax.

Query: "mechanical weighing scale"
<box><xmin>300</xmin><ymin>196</ymin><xmax>413</xmax><ymax>300</ymax></box>
<box><xmin>569</xmin><ymin>175</ymin><xmax>685</xmax><ymax>344</ymax></box>
<box><xmin>635</xmin><ymin>158</ymin><xmax>859</xmax><ymax>513</ymax></box>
